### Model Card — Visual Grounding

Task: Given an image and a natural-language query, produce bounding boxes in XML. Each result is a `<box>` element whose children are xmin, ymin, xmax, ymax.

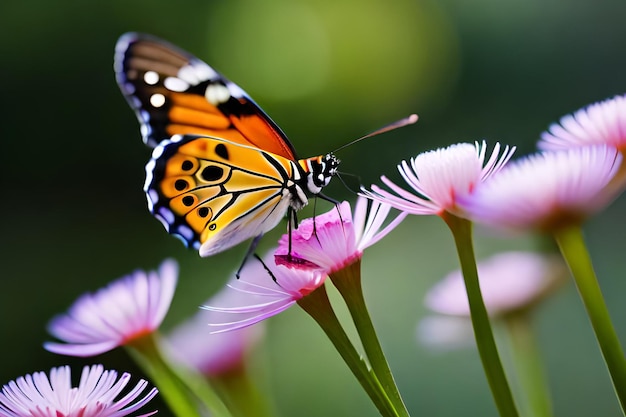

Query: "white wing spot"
<box><xmin>178</xmin><ymin>65</ymin><xmax>200</xmax><ymax>84</ymax></box>
<box><xmin>146</xmin><ymin>189</ymin><xmax>158</xmax><ymax>210</ymax></box>
<box><xmin>194</xmin><ymin>62</ymin><xmax>218</xmax><ymax>80</ymax></box>
<box><xmin>144</xmin><ymin>71</ymin><xmax>159</xmax><ymax>85</ymax></box>
<box><xmin>164</xmin><ymin>77</ymin><xmax>190</xmax><ymax>92</ymax></box>
<box><xmin>177</xmin><ymin>61</ymin><xmax>218</xmax><ymax>86</ymax></box>
<box><xmin>152</xmin><ymin>145</ymin><xmax>165</xmax><ymax>159</ymax></box>
<box><xmin>157</xmin><ymin>208</ymin><xmax>175</xmax><ymax>225</ymax></box>
<box><xmin>150</xmin><ymin>93</ymin><xmax>166</xmax><ymax>108</ymax></box>
<box><xmin>178</xmin><ymin>62</ymin><xmax>217</xmax><ymax>85</ymax></box>
<box><xmin>177</xmin><ymin>225</ymin><xmax>195</xmax><ymax>241</ymax></box>
<box><xmin>123</xmin><ymin>82</ymin><xmax>136</xmax><ymax>95</ymax></box>
<box><xmin>205</xmin><ymin>84</ymin><xmax>231</xmax><ymax>105</ymax></box>
<box><xmin>144</xmin><ymin>160</ymin><xmax>156</xmax><ymax>188</ymax></box>
<box><xmin>226</xmin><ymin>81</ymin><xmax>246</xmax><ymax>99</ymax></box>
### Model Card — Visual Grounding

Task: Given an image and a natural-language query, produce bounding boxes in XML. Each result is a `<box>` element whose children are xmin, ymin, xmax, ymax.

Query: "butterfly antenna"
<box><xmin>236</xmin><ymin>234</ymin><xmax>264</xmax><ymax>279</ymax></box>
<box><xmin>332</xmin><ymin>113</ymin><xmax>418</xmax><ymax>153</ymax></box>
<box><xmin>335</xmin><ymin>171</ymin><xmax>361</xmax><ymax>196</ymax></box>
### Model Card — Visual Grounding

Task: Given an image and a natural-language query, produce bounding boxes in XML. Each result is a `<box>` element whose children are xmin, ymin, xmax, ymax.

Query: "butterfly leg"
<box><xmin>311</xmin><ymin>193</ymin><xmax>342</xmax><ymax>244</ymax></box>
<box><xmin>318</xmin><ymin>193</ymin><xmax>343</xmax><ymax>224</ymax></box>
<box><xmin>286</xmin><ymin>207</ymin><xmax>299</xmax><ymax>257</ymax></box>
<box><xmin>236</xmin><ymin>234</ymin><xmax>264</xmax><ymax>279</ymax></box>
<box><xmin>316</xmin><ymin>192</ymin><xmax>341</xmax><ymax>205</ymax></box>
<box><xmin>253</xmin><ymin>253</ymin><xmax>279</xmax><ymax>285</ymax></box>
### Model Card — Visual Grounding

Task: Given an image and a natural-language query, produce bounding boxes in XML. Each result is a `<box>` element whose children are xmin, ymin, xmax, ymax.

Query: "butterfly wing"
<box><xmin>114</xmin><ymin>32</ymin><xmax>298</xmax><ymax>160</ymax></box>
<box><xmin>145</xmin><ymin>134</ymin><xmax>301</xmax><ymax>256</ymax></box>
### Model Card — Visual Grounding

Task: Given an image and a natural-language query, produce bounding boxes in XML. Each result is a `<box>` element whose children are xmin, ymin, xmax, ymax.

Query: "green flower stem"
<box><xmin>169</xmin><ymin>360</ymin><xmax>235</xmax><ymax>417</ymax></box>
<box><xmin>211</xmin><ymin>365</ymin><xmax>275</xmax><ymax>417</ymax></box>
<box><xmin>127</xmin><ymin>333</ymin><xmax>232</xmax><ymax>417</ymax></box>
<box><xmin>329</xmin><ymin>259</ymin><xmax>410</xmax><ymax>417</ymax></box>
<box><xmin>442</xmin><ymin>213</ymin><xmax>519</xmax><ymax>417</ymax></box>
<box><xmin>504</xmin><ymin>313</ymin><xmax>553</xmax><ymax>417</ymax></box>
<box><xmin>297</xmin><ymin>284</ymin><xmax>399</xmax><ymax>417</ymax></box>
<box><xmin>553</xmin><ymin>225</ymin><xmax>626</xmax><ymax>414</ymax></box>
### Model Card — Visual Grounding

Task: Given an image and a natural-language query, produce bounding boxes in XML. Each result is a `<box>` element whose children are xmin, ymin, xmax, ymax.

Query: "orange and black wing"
<box><xmin>145</xmin><ymin>134</ymin><xmax>300</xmax><ymax>255</ymax></box>
<box><xmin>114</xmin><ymin>32</ymin><xmax>297</xmax><ymax>160</ymax></box>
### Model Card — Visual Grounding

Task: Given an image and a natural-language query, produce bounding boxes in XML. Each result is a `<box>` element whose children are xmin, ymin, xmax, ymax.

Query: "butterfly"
<box><xmin>114</xmin><ymin>33</ymin><xmax>340</xmax><ymax>256</ymax></box>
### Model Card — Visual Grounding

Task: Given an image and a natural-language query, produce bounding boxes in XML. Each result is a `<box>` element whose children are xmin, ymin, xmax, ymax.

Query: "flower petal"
<box><xmin>276</xmin><ymin>197</ymin><xmax>405</xmax><ymax>273</ymax></box>
<box><xmin>0</xmin><ymin>365</ymin><xmax>157</xmax><ymax>417</ymax></box>
<box><xmin>45</xmin><ymin>259</ymin><xmax>178</xmax><ymax>357</ymax></box>
<box><xmin>539</xmin><ymin>95</ymin><xmax>626</xmax><ymax>151</ymax></box>
<box><xmin>460</xmin><ymin>145</ymin><xmax>622</xmax><ymax>231</ymax></box>
<box><xmin>363</xmin><ymin>141</ymin><xmax>515</xmax><ymax>216</ymax></box>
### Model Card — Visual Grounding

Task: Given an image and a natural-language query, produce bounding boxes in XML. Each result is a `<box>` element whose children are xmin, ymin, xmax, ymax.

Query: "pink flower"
<box><xmin>45</xmin><ymin>260</ymin><xmax>178</xmax><ymax>357</ymax></box>
<box><xmin>0</xmin><ymin>365</ymin><xmax>157</xmax><ymax>417</ymax></box>
<box><xmin>166</xmin><ymin>289</ymin><xmax>264</xmax><ymax>376</ymax></box>
<box><xmin>202</xmin><ymin>254</ymin><xmax>327</xmax><ymax>333</ymax></box>
<box><xmin>425</xmin><ymin>251</ymin><xmax>567</xmax><ymax>317</ymax></box>
<box><xmin>418</xmin><ymin>252</ymin><xmax>567</xmax><ymax>350</ymax></box>
<box><xmin>459</xmin><ymin>145</ymin><xmax>622</xmax><ymax>231</ymax></box>
<box><xmin>539</xmin><ymin>95</ymin><xmax>626</xmax><ymax>151</ymax></box>
<box><xmin>274</xmin><ymin>197</ymin><xmax>406</xmax><ymax>273</ymax></box>
<box><xmin>362</xmin><ymin>141</ymin><xmax>515</xmax><ymax>217</ymax></box>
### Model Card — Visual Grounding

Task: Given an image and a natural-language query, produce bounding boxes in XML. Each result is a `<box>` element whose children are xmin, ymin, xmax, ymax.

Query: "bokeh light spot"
<box><xmin>205</xmin><ymin>0</ymin><xmax>459</xmax><ymax>123</ymax></box>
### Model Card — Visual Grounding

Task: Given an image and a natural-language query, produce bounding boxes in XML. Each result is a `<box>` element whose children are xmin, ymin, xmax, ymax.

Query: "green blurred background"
<box><xmin>2</xmin><ymin>0</ymin><xmax>626</xmax><ymax>415</ymax></box>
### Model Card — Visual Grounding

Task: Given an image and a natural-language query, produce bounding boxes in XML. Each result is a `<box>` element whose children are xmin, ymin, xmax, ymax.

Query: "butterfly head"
<box><xmin>302</xmin><ymin>153</ymin><xmax>340</xmax><ymax>195</ymax></box>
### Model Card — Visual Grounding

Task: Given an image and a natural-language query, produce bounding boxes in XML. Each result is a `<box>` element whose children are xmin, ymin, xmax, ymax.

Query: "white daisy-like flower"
<box><xmin>459</xmin><ymin>145</ymin><xmax>621</xmax><ymax>231</ymax></box>
<box><xmin>0</xmin><ymin>365</ymin><xmax>157</xmax><ymax>417</ymax></box>
<box><xmin>45</xmin><ymin>260</ymin><xmax>177</xmax><ymax>357</ymax></box>
<box><xmin>459</xmin><ymin>145</ymin><xmax>622</xmax><ymax>231</ymax></box>
<box><xmin>539</xmin><ymin>95</ymin><xmax>626</xmax><ymax>151</ymax></box>
<box><xmin>362</xmin><ymin>141</ymin><xmax>515</xmax><ymax>217</ymax></box>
